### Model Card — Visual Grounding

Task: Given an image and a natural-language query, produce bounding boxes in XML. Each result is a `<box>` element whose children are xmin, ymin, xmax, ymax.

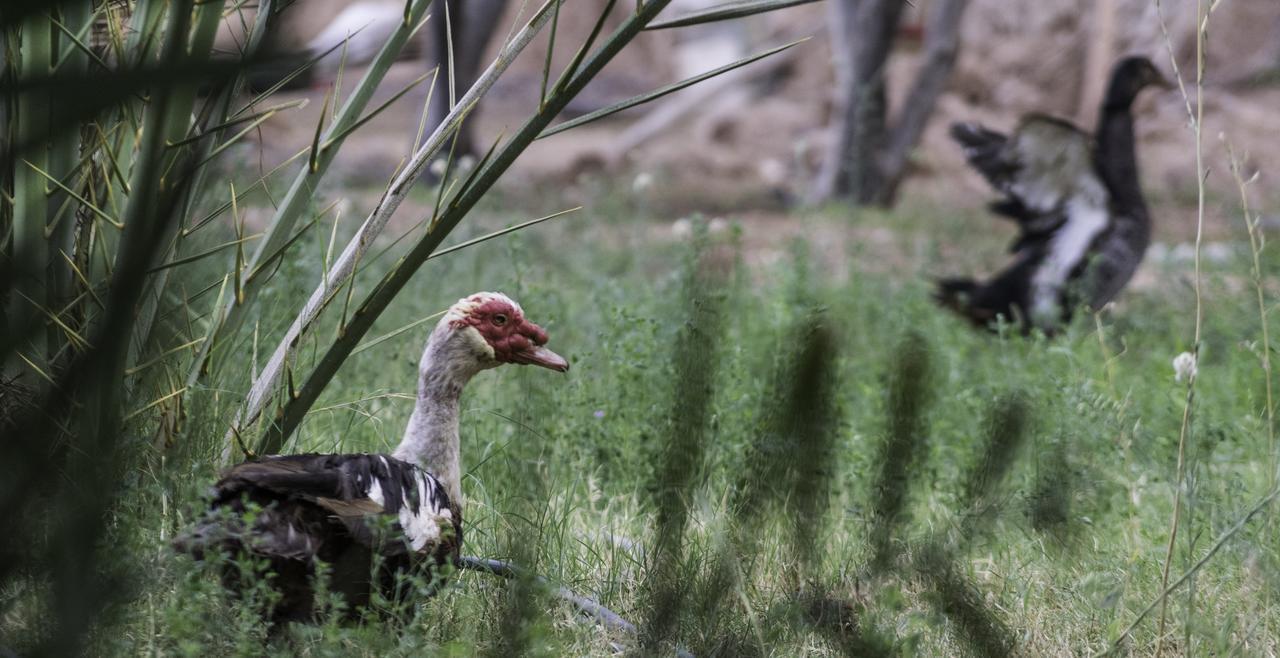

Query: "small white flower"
<box><xmin>671</xmin><ymin>217</ymin><xmax>692</xmax><ymax>239</ymax></box>
<box><xmin>632</xmin><ymin>172</ymin><xmax>654</xmax><ymax>195</ymax></box>
<box><xmin>1173</xmin><ymin>351</ymin><xmax>1197</xmax><ymax>382</ymax></box>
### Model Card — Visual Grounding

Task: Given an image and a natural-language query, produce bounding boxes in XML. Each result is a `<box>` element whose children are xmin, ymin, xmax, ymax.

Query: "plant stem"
<box><xmin>1154</xmin><ymin>1</ymin><xmax>1207</xmax><ymax>654</ymax></box>
<box><xmin>1226</xmin><ymin>136</ymin><xmax>1275</xmax><ymax>651</ymax></box>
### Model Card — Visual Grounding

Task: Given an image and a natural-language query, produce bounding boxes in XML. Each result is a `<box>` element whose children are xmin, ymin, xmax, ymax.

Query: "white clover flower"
<box><xmin>1173</xmin><ymin>351</ymin><xmax>1197</xmax><ymax>383</ymax></box>
<box><xmin>632</xmin><ymin>172</ymin><xmax>654</xmax><ymax>195</ymax></box>
<box><xmin>671</xmin><ymin>217</ymin><xmax>692</xmax><ymax>239</ymax></box>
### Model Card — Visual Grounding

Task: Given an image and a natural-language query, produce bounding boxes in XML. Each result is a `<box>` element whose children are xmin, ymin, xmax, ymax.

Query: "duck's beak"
<box><xmin>511</xmin><ymin>345</ymin><xmax>569</xmax><ymax>372</ymax></box>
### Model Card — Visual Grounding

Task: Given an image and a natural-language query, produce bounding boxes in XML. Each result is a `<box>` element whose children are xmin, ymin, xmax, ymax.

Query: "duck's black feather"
<box><xmin>937</xmin><ymin>57</ymin><xmax>1163</xmax><ymax>333</ymax></box>
<box><xmin>175</xmin><ymin>453</ymin><xmax>462</xmax><ymax>624</ymax></box>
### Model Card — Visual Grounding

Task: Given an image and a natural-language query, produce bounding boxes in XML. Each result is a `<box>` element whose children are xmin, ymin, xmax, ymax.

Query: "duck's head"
<box><xmin>1105</xmin><ymin>56</ymin><xmax>1173</xmax><ymax>110</ymax></box>
<box><xmin>435</xmin><ymin>292</ymin><xmax>569</xmax><ymax>374</ymax></box>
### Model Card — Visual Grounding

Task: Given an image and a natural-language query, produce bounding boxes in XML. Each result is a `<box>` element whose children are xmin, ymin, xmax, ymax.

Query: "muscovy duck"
<box><xmin>936</xmin><ymin>56</ymin><xmax>1170</xmax><ymax>333</ymax></box>
<box><xmin>174</xmin><ymin>292</ymin><xmax>568</xmax><ymax>624</ymax></box>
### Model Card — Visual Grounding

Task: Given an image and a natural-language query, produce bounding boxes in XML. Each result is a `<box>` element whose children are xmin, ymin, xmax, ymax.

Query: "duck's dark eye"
<box><xmin>492</xmin><ymin>313</ymin><xmax>508</xmax><ymax>326</ymax></box>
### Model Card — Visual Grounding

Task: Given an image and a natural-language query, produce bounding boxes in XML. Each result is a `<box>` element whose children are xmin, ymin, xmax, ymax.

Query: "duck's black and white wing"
<box><xmin>953</xmin><ymin>117</ymin><xmax>1113</xmax><ymax>324</ymax></box>
<box><xmin>951</xmin><ymin>116</ymin><xmax>1108</xmax><ymax>245</ymax></box>
<box><xmin>180</xmin><ymin>454</ymin><xmax>460</xmax><ymax>561</ymax></box>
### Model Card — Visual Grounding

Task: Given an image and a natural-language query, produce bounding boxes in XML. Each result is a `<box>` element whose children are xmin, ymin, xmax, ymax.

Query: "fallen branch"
<box><xmin>457</xmin><ymin>555</ymin><xmax>637</xmax><ymax>634</ymax></box>
<box><xmin>457</xmin><ymin>556</ymin><xmax>695</xmax><ymax>658</ymax></box>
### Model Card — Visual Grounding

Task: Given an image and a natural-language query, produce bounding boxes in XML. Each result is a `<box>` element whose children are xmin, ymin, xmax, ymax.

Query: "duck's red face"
<box><xmin>451</xmin><ymin>293</ymin><xmax>569</xmax><ymax>372</ymax></box>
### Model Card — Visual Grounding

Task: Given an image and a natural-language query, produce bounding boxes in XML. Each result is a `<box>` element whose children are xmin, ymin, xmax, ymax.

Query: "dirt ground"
<box><xmin>235</xmin><ymin>0</ymin><xmax>1280</xmax><ymax>271</ymax></box>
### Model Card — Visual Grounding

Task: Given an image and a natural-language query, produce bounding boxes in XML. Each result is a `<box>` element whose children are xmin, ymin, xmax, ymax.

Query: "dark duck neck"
<box><xmin>1093</xmin><ymin>57</ymin><xmax>1163</xmax><ymax>216</ymax></box>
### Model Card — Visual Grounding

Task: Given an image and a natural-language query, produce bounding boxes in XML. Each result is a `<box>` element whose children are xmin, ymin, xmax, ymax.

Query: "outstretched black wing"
<box><xmin>951</xmin><ymin>116</ymin><xmax>1107</xmax><ymax>253</ymax></box>
<box><xmin>945</xmin><ymin>116</ymin><xmax>1115</xmax><ymax>330</ymax></box>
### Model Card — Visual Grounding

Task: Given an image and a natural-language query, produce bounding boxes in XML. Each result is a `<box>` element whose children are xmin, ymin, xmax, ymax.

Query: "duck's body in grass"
<box><xmin>936</xmin><ymin>56</ymin><xmax>1170</xmax><ymax>333</ymax></box>
<box><xmin>174</xmin><ymin>292</ymin><xmax>568</xmax><ymax>625</ymax></box>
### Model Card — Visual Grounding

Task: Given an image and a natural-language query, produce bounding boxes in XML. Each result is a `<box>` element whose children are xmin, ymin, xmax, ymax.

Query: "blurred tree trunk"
<box><xmin>1076</xmin><ymin>0</ymin><xmax>1115</xmax><ymax>123</ymax></box>
<box><xmin>422</xmin><ymin>0</ymin><xmax>510</xmax><ymax>158</ymax></box>
<box><xmin>812</xmin><ymin>0</ymin><xmax>970</xmax><ymax>207</ymax></box>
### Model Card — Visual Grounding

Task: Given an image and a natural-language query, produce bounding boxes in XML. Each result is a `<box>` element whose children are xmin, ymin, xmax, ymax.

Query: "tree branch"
<box><xmin>876</xmin><ymin>0</ymin><xmax>969</xmax><ymax>206</ymax></box>
<box><xmin>458</xmin><ymin>555</ymin><xmax>695</xmax><ymax>657</ymax></box>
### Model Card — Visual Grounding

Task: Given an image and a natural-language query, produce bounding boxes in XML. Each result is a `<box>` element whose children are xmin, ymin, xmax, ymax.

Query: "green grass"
<box><xmin>22</xmin><ymin>180</ymin><xmax>1280</xmax><ymax>656</ymax></box>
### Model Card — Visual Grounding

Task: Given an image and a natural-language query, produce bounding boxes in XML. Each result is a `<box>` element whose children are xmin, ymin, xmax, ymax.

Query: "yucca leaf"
<box><xmin>229</xmin><ymin>42</ymin><xmax>342</xmax><ymax>119</ymax></box>
<box><xmin>167</xmin><ymin>98</ymin><xmax>307</xmax><ymax>148</ymax></box>
<box><xmin>9</xmin><ymin>9</ymin><xmax>54</xmax><ymax>374</ymax></box>
<box><xmin>58</xmin><ymin>250</ymin><xmax>105</xmax><ymax>311</ymax></box>
<box><xmin>320</xmin><ymin>70</ymin><xmax>434</xmax><ymax>151</ymax></box>
<box><xmin>245</xmin><ymin>203</ymin><xmax>330</xmax><ymax>284</ymax></box>
<box><xmin>539</xmin><ymin>38</ymin><xmax>806</xmax><ymax>139</ymax></box>
<box><xmin>431</xmin><ymin>111</ymin><xmax>468</xmax><ymax>224</ymax></box>
<box><xmin>124</xmin><ymin>0</ymin><xmax>234</xmax><ymax>375</ymax></box>
<box><xmin>442</xmin><ymin>129</ymin><xmax>504</xmax><ymax>212</ymax></box>
<box><xmin>145</xmin><ymin>233</ymin><xmax>262</xmax><ymax>274</ymax></box>
<box><xmin>50</xmin><ymin>9</ymin><xmax>110</xmax><ymax>71</ymax></box>
<box><xmin>23</xmin><ymin>159</ymin><xmax>122</xmax><ymax>229</ymax></box>
<box><xmin>15</xmin><ymin>291</ymin><xmax>91</xmax><ymax>351</ymax></box>
<box><xmin>91</xmin><ymin>123</ymin><xmax>131</xmax><ymax>193</ymax></box>
<box><xmin>309</xmin><ymin>86</ymin><xmax>334</xmax><ymax>173</ymax></box>
<box><xmin>185</xmin><ymin>147</ymin><xmax>307</xmax><ymax>236</ymax></box>
<box><xmin>429</xmin><ymin>206</ymin><xmax>580</xmax><ymax>260</ymax></box>
<box><xmin>644</xmin><ymin>0</ymin><xmax>822</xmax><ymax>30</ymax></box>
<box><xmin>540</xmin><ymin>0</ymin><xmax>563</xmax><ymax>107</ymax></box>
<box><xmin>350</xmin><ymin>311</ymin><xmax>446</xmax><ymax>357</ymax></box>
<box><xmin>550</xmin><ymin>0</ymin><xmax>616</xmax><ymax>93</ymax></box>
<box><xmin>123</xmin><ymin>386</ymin><xmax>187</xmax><ymax>422</ymax></box>
<box><xmin>125</xmin><ymin>337</ymin><xmax>205</xmax><ymax>377</ymax></box>
<box><xmin>186</xmin><ymin>0</ymin><xmax>438</xmax><ymax>390</ymax></box>
<box><xmin>14</xmin><ymin>351</ymin><xmax>56</xmax><ymax>386</ymax></box>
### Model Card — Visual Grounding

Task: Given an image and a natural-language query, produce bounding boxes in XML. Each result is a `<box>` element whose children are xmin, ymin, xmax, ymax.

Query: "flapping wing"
<box><xmin>953</xmin><ymin>116</ymin><xmax>1109</xmax><ymax>253</ymax></box>
<box><xmin>950</xmin><ymin>121</ymin><xmax>1015</xmax><ymax>191</ymax></box>
<box><xmin>1003</xmin><ymin>116</ymin><xmax>1101</xmax><ymax>215</ymax></box>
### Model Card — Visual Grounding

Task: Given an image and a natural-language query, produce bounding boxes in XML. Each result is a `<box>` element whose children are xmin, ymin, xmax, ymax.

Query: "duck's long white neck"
<box><xmin>393</xmin><ymin>324</ymin><xmax>485</xmax><ymax>505</ymax></box>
